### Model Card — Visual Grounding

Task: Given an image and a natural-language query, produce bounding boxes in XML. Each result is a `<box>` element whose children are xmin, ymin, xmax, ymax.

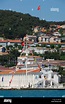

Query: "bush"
<box><xmin>5</xmin><ymin>62</ymin><xmax>16</xmax><ymax>67</ymax></box>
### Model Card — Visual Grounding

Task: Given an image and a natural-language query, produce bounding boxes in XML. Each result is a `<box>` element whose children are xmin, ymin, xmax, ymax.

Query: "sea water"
<box><xmin>0</xmin><ymin>89</ymin><xmax>65</xmax><ymax>98</ymax></box>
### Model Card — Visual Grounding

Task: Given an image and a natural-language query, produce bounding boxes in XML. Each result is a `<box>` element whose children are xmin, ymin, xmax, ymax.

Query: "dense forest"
<box><xmin>0</xmin><ymin>10</ymin><xmax>65</xmax><ymax>39</ymax></box>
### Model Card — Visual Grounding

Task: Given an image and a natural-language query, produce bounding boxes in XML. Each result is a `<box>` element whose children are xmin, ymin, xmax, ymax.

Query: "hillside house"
<box><xmin>53</xmin><ymin>32</ymin><xmax>61</xmax><ymax>36</ymax></box>
<box><xmin>0</xmin><ymin>39</ymin><xmax>22</xmax><ymax>47</ymax></box>
<box><xmin>50</xmin><ymin>36</ymin><xmax>61</xmax><ymax>43</ymax></box>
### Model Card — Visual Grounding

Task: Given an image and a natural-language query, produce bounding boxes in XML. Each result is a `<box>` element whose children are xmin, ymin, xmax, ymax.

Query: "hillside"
<box><xmin>0</xmin><ymin>10</ymin><xmax>49</xmax><ymax>39</ymax></box>
<box><xmin>0</xmin><ymin>10</ymin><xmax>65</xmax><ymax>39</ymax></box>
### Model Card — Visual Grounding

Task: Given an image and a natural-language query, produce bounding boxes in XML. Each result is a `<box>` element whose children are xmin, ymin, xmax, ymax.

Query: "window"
<box><xmin>52</xmin><ymin>75</ymin><xmax>54</xmax><ymax>78</ymax></box>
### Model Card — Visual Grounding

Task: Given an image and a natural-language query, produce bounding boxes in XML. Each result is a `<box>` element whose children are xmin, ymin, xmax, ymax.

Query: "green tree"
<box><xmin>10</xmin><ymin>49</ymin><xmax>20</xmax><ymax>64</ymax></box>
<box><xmin>59</xmin><ymin>28</ymin><xmax>63</xmax><ymax>36</ymax></box>
<box><xmin>50</xmin><ymin>44</ymin><xmax>54</xmax><ymax>49</ymax></box>
<box><xmin>14</xmin><ymin>43</ymin><xmax>18</xmax><ymax>48</ymax></box>
<box><xmin>58</xmin><ymin>66</ymin><xmax>63</xmax><ymax>75</ymax></box>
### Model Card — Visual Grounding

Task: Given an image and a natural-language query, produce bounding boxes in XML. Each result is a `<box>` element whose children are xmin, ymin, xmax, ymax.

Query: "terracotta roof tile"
<box><xmin>0</xmin><ymin>40</ymin><xmax>7</xmax><ymax>42</ymax></box>
<box><xmin>0</xmin><ymin>39</ymin><xmax>22</xmax><ymax>43</ymax></box>
<box><xmin>7</xmin><ymin>39</ymin><xmax>21</xmax><ymax>43</ymax></box>
<box><xmin>0</xmin><ymin>68</ymin><xmax>40</xmax><ymax>75</ymax></box>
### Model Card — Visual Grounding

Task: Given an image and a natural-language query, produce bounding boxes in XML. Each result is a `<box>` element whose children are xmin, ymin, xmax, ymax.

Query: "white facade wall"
<box><xmin>7</xmin><ymin>42</ymin><xmax>21</xmax><ymax>46</ymax></box>
<box><xmin>34</xmin><ymin>48</ymin><xmax>44</xmax><ymax>54</ymax></box>
<box><xmin>54</xmin><ymin>74</ymin><xmax>59</xmax><ymax>83</ymax></box>
<box><xmin>34</xmin><ymin>49</ymin><xmax>39</xmax><ymax>54</ymax></box>
<box><xmin>42</xmin><ymin>38</ymin><xmax>45</xmax><ymax>42</ymax></box>
<box><xmin>0</xmin><ymin>74</ymin><xmax>35</xmax><ymax>88</ymax></box>
<box><xmin>0</xmin><ymin>43</ymin><xmax>6</xmax><ymax>47</ymax></box>
<box><xmin>0</xmin><ymin>47</ymin><xmax>2</xmax><ymax>52</ymax></box>
<box><xmin>50</xmin><ymin>37</ymin><xmax>54</xmax><ymax>43</ymax></box>
<box><xmin>39</xmin><ymin>50</ymin><xmax>44</xmax><ymax>54</ymax></box>
<box><xmin>48</xmin><ymin>73</ymin><xmax>52</xmax><ymax>80</ymax></box>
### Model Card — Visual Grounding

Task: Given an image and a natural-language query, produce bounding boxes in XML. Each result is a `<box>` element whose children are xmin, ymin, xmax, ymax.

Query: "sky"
<box><xmin>0</xmin><ymin>0</ymin><xmax>65</xmax><ymax>21</ymax></box>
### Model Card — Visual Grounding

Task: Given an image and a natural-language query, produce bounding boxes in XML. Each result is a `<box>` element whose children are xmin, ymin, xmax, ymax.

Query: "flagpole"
<box><xmin>25</xmin><ymin>34</ymin><xmax>28</xmax><ymax>77</ymax></box>
<box><xmin>26</xmin><ymin>38</ymin><xmax>27</xmax><ymax>76</ymax></box>
<box><xmin>25</xmin><ymin>35</ymin><xmax>29</xmax><ymax>87</ymax></box>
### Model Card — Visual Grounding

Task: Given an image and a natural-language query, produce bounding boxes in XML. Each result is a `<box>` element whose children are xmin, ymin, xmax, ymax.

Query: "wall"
<box><xmin>0</xmin><ymin>74</ymin><xmax>35</xmax><ymax>88</ymax></box>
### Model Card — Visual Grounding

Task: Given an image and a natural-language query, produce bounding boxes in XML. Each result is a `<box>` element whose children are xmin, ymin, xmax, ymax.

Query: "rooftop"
<box><xmin>0</xmin><ymin>68</ymin><xmax>40</xmax><ymax>75</ymax></box>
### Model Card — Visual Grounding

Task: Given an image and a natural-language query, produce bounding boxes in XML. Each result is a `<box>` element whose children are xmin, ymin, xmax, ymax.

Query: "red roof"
<box><xmin>7</xmin><ymin>39</ymin><xmax>21</xmax><ymax>43</ymax></box>
<box><xmin>0</xmin><ymin>68</ymin><xmax>40</xmax><ymax>75</ymax></box>
<box><xmin>0</xmin><ymin>39</ymin><xmax>7</xmax><ymax>42</ymax></box>
<box><xmin>0</xmin><ymin>39</ymin><xmax>22</xmax><ymax>43</ymax></box>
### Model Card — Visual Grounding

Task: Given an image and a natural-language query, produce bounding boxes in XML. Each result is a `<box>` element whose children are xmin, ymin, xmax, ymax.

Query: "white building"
<box><xmin>53</xmin><ymin>32</ymin><xmax>61</xmax><ymax>36</ymax></box>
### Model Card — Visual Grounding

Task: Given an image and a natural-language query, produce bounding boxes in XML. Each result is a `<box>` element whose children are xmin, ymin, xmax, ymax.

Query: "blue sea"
<box><xmin>0</xmin><ymin>89</ymin><xmax>65</xmax><ymax>98</ymax></box>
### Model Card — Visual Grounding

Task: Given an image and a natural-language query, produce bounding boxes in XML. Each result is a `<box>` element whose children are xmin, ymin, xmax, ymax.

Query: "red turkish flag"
<box><xmin>21</xmin><ymin>41</ymin><xmax>25</xmax><ymax>46</ymax></box>
<box><xmin>37</xmin><ymin>5</ymin><xmax>41</xmax><ymax>10</ymax></box>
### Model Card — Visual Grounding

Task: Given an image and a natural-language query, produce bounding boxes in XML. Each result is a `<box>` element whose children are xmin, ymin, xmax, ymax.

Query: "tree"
<box><xmin>14</xmin><ymin>43</ymin><xmax>18</xmax><ymax>48</ymax></box>
<box><xmin>44</xmin><ymin>51</ymin><xmax>60</xmax><ymax>60</ymax></box>
<box><xmin>1</xmin><ymin>10</ymin><xmax>64</xmax><ymax>39</ymax></box>
<box><xmin>50</xmin><ymin>44</ymin><xmax>54</xmax><ymax>49</ymax></box>
<box><xmin>10</xmin><ymin>49</ymin><xmax>20</xmax><ymax>64</ymax></box>
<box><xmin>18</xmin><ymin>45</ymin><xmax>23</xmax><ymax>50</ymax></box>
<box><xmin>58</xmin><ymin>44</ymin><xmax>61</xmax><ymax>48</ymax></box>
<box><xmin>0</xmin><ymin>55</ymin><xmax>9</xmax><ymax>65</ymax></box>
<box><xmin>59</xmin><ymin>28</ymin><xmax>63</xmax><ymax>36</ymax></box>
<box><xmin>58</xmin><ymin>66</ymin><xmax>63</xmax><ymax>75</ymax></box>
